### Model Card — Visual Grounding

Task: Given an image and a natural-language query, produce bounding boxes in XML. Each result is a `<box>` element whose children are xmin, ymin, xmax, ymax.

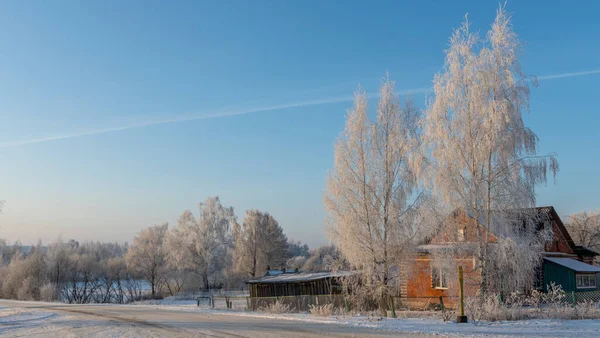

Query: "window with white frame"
<box><xmin>576</xmin><ymin>274</ymin><xmax>597</xmax><ymax>289</ymax></box>
<box><xmin>457</xmin><ymin>228</ymin><xmax>465</xmax><ymax>241</ymax></box>
<box><xmin>432</xmin><ymin>266</ymin><xmax>448</xmax><ymax>289</ymax></box>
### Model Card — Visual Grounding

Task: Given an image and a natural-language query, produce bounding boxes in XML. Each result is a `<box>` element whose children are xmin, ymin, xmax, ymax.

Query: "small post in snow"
<box><xmin>456</xmin><ymin>266</ymin><xmax>468</xmax><ymax>323</ymax></box>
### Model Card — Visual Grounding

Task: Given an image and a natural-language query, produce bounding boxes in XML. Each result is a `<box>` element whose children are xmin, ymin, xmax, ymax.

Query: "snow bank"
<box><xmin>0</xmin><ymin>307</ymin><xmax>61</xmax><ymax>336</ymax></box>
<box><xmin>0</xmin><ymin>308</ymin><xmax>57</xmax><ymax>324</ymax></box>
<box><xmin>131</xmin><ymin>295</ymin><xmax>198</xmax><ymax>306</ymax></box>
<box><xmin>208</xmin><ymin>312</ymin><xmax>600</xmax><ymax>337</ymax></box>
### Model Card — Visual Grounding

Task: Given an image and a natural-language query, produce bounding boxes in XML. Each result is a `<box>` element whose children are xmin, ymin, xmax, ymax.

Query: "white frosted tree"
<box><xmin>125</xmin><ymin>223</ymin><xmax>168</xmax><ymax>298</ymax></box>
<box><xmin>286</xmin><ymin>256</ymin><xmax>307</xmax><ymax>271</ymax></box>
<box><xmin>301</xmin><ymin>245</ymin><xmax>340</xmax><ymax>272</ymax></box>
<box><xmin>421</xmin><ymin>6</ymin><xmax>558</xmax><ymax>296</ymax></box>
<box><xmin>233</xmin><ymin>210</ymin><xmax>289</xmax><ymax>278</ymax></box>
<box><xmin>324</xmin><ymin>74</ymin><xmax>426</xmax><ymax>312</ymax></box>
<box><xmin>566</xmin><ymin>210</ymin><xmax>600</xmax><ymax>255</ymax></box>
<box><xmin>168</xmin><ymin>196</ymin><xmax>235</xmax><ymax>290</ymax></box>
<box><xmin>2</xmin><ymin>243</ymin><xmax>46</xmax><ymax>301</ymax></box>
<box><xmin>287</xmin><ymin>240</ymin><xmax>310</xmax><ymax>258</ymax></box>
<box><xmin>46</xmin><ymin>238</ymin><xmax>73</xmax><ymax>299</ymax></box>
<box><xmin>106</xmin><ymin>257</ymin><xmax>127</xmax><ymax>303</ymax></box>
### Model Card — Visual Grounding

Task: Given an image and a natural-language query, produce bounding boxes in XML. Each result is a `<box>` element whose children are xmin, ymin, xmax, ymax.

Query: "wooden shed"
<box><xmin>247</xmin><ymin>271</ymin><xmax>355</xmax><ymax>298</ymax></box>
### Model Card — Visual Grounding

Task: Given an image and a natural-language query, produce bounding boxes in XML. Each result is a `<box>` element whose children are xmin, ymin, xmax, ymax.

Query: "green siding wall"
<box><xmin>543</xmin><ymin>260</ymin><xmax>600</xmax><ymax>293</ymax></box>
<box><xmin>543</xmin><ymin>260</ymin><xmax>576</xmax><ymax>292</ymax></box>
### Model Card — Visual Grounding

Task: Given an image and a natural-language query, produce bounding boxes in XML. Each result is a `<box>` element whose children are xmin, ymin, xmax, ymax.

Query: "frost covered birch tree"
<box><xmin>168</xmin><ymin>196</ymin><xmax>235</xmax><ymax>290</ymax></box>
<box><xmin>566</xmin><ymin>210</ymin><xmax>600</xmax><ymax>255</ymax></box>
<box><xmin>421</xmin><ymin>6</ymin><xmax>558</xmax><ymax>296</ymax></box>
<box><xmin>232</xmin><ymin>210</ymin><xmax>289</xmax><ymax>278</ymax></box>
<box><xmin>301</xmin><ymin>245</ymin><xmax>340</xmax><ymax>272</ymax></box>
<box><xmin>125</xmin><ymin>223</ymin><xmax>168</xmax><ymax>298</ymax></box>
<box><xmin>324</xmin><ymin>75</ymin><xmax>426</xmax><ymax>312</ymax></box>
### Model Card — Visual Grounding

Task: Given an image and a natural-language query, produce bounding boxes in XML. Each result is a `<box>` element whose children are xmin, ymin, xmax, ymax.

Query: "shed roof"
<box><xmin>264</xmin><ymin>270</ymin><xmax>290</xmax><ymax>276</ymax></box>
<box><xmin>544</xmin><ymin>257</ymin><xmax>600</xmax><ymax>273</ymax></box>
<box><xmin>247</xmin><ymin>271</ymin><xmax>356</xmax><ymax>284</ymax></box>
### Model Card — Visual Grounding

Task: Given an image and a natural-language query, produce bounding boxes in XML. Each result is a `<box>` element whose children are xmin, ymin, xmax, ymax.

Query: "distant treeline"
<box><xmin>0</xmin><ymin>197</ymin><xmax>340</xmax><ymax>303</ymax></box>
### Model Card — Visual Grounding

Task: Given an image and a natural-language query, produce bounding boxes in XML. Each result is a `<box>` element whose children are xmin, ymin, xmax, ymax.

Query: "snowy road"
<box><xmin>0</xmin><ymin>300</ymin><xmax>426</xmax><ymax>337</ymax></box>
<box><xmin>3</xmin><ymin>300</ymin><xmax>600</xmax><ymax>337</ymax></box>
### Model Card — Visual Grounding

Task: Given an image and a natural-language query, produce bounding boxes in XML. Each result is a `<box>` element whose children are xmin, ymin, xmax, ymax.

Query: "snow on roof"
<box><xmin>265</xmin><ymin>270</ymin><xmax>287</xmax><ymax>276</ymax></box>
<box><xmin>544</xmin><ymin>257</ymin><xmax>600</xmax><ymax>273</ymax></box>
<box><xmin>247</xmin><ymin>271</ymin><xmax>357</xmax><ymax>284</ymax></box>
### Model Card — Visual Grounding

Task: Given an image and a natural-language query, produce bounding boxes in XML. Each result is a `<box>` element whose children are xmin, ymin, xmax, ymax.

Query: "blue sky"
<box><xmin>0</xmin><ymin>1</ymin><xmax>598</xmax><ymax>247</ymax></box>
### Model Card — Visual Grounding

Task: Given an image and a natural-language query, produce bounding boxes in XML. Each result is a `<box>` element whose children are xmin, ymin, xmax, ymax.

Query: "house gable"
<box><xmin>541</xmin><ymin>207</ymin><xmax>575</xmax><ymax>255</ymax></box>
<box><xmin>427</xmin><ymin>207</ymin><xmax>575</xmax><ymax>257</ymax></box>
<box><xmin>428</xmin><ymin>209</ymin><xmax>497</xmax><ymax>245</ymax></box>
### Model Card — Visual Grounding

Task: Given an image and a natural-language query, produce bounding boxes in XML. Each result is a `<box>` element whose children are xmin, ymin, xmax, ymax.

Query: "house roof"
<box><xmin>464</xmin><ymin>206</ymin><xmax>577</xmax><ymax>249</ymax></box>
<box><xmin>467</xmin><ymin>206</ymin><xmax>555</xmax><ymax>232</ymax></box>
<box><xmin>542</xmin><ymin>251</ymin><xmax>576</xmax><ymax>257</ymax></box>
<box><xmin>529</xmin><ymin>206</ymin><xmax>576</xmax><ymax>250</ymax></box>
<box><xmin>574</xmin><ymin>246</ymin><xmax>600</xmax><ymax>257</ymax></box>
<box><xmin>247</xmin><ymin>271</ymin><xmax>357</xmax><ymax>284</ymax></box>
<box><xmin>544</xmin><ymin>257</ymin><xmax>600</xmax><ymax>273</ymax></box>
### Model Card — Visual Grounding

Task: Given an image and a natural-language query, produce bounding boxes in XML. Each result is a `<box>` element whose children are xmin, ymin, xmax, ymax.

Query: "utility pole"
<box><xmin>457</xmin><ymin>266</ymin><xmax>468</xmax><ymax>323</ymax></box>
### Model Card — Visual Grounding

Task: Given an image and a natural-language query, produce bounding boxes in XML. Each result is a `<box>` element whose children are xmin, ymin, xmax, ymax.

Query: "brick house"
<box><xmin>400</xmin><ymin>206</ymin><xmax>599</xmax><ymax>307</ymax></box>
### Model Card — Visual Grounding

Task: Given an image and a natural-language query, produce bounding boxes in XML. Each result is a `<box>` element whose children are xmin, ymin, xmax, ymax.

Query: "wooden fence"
<box><xmin>247</xmin><ymin>295</ymin><xmax>346</xmax><ymax>311</ymax></box>
<box><xmin>246</xmin><ymin>295</ymin><xmax>463</xmax><ymax>312</ymax></box>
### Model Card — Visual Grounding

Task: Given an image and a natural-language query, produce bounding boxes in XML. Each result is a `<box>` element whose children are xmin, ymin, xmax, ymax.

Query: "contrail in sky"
<box><xmin>0</xmin><ymin>70</ymin><xmax>597</xmax><ymax>148</ymax></box>
<box><xmin>0</xmin><ymin>94</ymin><xmax>359</xmax><ymax>148</ymax></box>
<box><xmin>537</xmin><ymin>69</ymin><xmax>600</xmax><ymax>80</ymax></box>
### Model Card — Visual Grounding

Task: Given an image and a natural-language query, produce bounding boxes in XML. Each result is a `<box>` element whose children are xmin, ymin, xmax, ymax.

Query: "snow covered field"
<box><xmin>2</xmin><ymin>299</ymin><xmax>600</xmax><ymax>337</ymax></box>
